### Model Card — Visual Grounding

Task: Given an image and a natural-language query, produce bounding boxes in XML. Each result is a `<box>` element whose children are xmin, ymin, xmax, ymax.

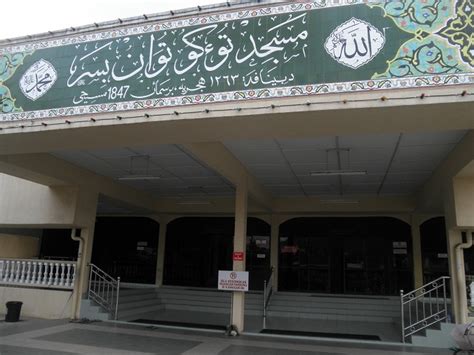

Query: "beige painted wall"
<box><xmin>0</xmin><ymin>234</ymin><xmax>40</xmax><ymax>258</ymax></box>
<box><xmin>0</xmin><ymin>287</ymin><xmax>73</xmax><ymax>319</ymax></box>
<box><xmin>0</xmin><ymin>174</ymin><xmax>78</xmax><ymax>227</ymax></box>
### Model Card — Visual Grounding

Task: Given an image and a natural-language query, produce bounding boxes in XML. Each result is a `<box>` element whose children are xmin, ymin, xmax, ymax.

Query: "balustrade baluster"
<box><xmin>53</xmin><ymin>263</ymin><xmax>59</xmax><ymax>286</ymax></box>
<box><xmin>48</xmin><ymin>263</ymin><xmax>55</xmax><ymax>285</ymax></box>
<box><xmin>20</xmin><ymin>261</ymin><xmax>26</xmax><ymax>283</ymax></box>
<box><xmin>43</xmin><ymin>263</ymin><xmax>49</xmax><ymax>285</ymax></box>
<box><xmin>7</xmin><ymin>261</ymin><xmax>13</xmax><ymax>282</ymax></box>
<box><xmin>0</xmin><ymin>260</ymin><xmax>4</xmax><ymax>281</ymax></box>
<box><xmin>14</xmin><ymin>261</ymin><xmax>21</xmax><ymax>282</ymax></box>
<box><xmin>31</xmin><ymin>262</ymin><xmax>37</xmax><ymax>284</ymax></box>
<box><xmin>59</xmin><ymin>264</ymin><xmax>65</xmax><ymax>286</ymax></box>
<box><xmin>25</xmin><ymin>261</ymin><xmax>32</xmax><ymax>283</ymax></box>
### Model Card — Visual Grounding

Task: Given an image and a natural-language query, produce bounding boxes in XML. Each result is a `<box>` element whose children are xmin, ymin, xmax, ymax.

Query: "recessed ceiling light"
<box><xmin>310</xmin><ymin>170</ymin><xmax>367</xmax><ymax>176</ymax></box>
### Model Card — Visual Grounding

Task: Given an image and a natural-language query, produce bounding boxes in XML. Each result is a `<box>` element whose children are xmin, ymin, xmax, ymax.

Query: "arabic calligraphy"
<box><xmin>67</xmin><ymin>13</ymin><xmax>308</xmax><ymax>105</ymax></box>
<box><xmin>19</xmin><ymin>59</ymin><xmax>57</xmax><ymax>101</ymax></box>
<box><xmin>324</xmin><ymin>18</ymin><xmax>385</xmax><ymax>69</ymax></box>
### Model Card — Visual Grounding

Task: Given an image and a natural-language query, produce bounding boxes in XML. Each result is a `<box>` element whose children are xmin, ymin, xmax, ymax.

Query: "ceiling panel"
<box><xmin>150</xmin><ymin>154</ymin><xmax>199</xmax><ymax>167</ymax></box>
<box><xmin>304</xmin><ymin>184</ymin><xmax>339</xmax><ymax>195</ymax></box>
<box><xmin>277</xmin><ymin>137</ymin><xmax>335</xmax><ymax>150</ymax></box>
<box><xmin>133</xmin><ymin>145</ymin><xmax>183</xmax><ymax>156</ymax></box>
<box><xmin>282</xmin><ymin>150</ymin><xmax>328</xmax><ymax>165</ymax></box>
<box><xmin>343</xmin><ymin>184</ymin><xmax>380</xmax><ymax>194</ymax></box>
<box><xmin>230</xmin><ymin>149</ymin><xmax>287</xmax><ymax>165</ymax></box>
<box><xmin>400</xmin><ymin>130</ymin><xmax>467</xmax><ymax>146</ymax></box>
<box><xmin>395</xmin><ymin>144</ymin><xmax>457</xmax><ymax>161</ymax></box>
<box><xmin>339</xmin><ymin>134</ymin><xmax>400</xmax><ymax>148</ymax></box>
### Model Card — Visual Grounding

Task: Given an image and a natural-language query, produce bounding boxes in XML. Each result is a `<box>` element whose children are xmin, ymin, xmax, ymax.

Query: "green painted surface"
<box><xmin>0</xmin><ymin>0</ymin><xmax>472</xmax><ymax>120</ymax></box>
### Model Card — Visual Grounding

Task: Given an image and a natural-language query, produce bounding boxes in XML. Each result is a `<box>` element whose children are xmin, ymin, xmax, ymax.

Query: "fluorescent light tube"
<box><xmin>310</xmin><ymin>170</ymin><xmax>367</xmax><ymax>176</ymax></box>
<box><xmin>117</xmin><ymin>175</ymin><xmax>161</xmax><ymax>181</ymax></box>
<box><xmin>320</xmin><ymin>199</ymin><xmax>360</xmax><ymax>204</ymax></box>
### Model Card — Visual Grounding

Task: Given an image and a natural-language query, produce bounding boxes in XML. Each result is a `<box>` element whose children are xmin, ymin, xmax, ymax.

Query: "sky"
<box><xmin>0</xmin><ymin>0</ymin><xmax>225</xmax><ymax>40</ymax></box>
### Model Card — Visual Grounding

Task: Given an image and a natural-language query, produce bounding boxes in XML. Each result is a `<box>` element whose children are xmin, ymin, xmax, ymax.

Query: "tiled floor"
<box><xmin>0</xmin><ymin>318</ymin><xmax>452</xmax><ymax>355</ymax></box>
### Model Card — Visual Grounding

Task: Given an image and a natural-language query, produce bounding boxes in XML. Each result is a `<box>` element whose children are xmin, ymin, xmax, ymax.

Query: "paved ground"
<box><xmin>0</xmin><ymin>318</ymin><xmax>453</xmax><ymax>355</ymax></box>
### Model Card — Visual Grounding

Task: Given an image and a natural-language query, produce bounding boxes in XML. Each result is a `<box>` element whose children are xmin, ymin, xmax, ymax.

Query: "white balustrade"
<box><xmin>0</xmin><ymin>258</ymin><xmax>76</xmax><ymax>290</ymax></box>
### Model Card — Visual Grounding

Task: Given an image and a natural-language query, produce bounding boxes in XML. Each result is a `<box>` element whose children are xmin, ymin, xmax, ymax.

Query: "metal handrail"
<box><xmin>88</xmin><ymin>263</ymin><xmax>121</xmax><ymax>320</ymax></box>
<box><xmin>262</xmin><ymin>267</ymin><xmax>274</xmax><ymax>329</ymax></box>
<box><xmin>400</xmin><ymin>276</ymin><xmax>450</xmax><ymax>343</ymax></box>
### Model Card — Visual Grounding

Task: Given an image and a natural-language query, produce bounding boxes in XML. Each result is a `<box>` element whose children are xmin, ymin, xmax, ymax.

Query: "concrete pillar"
<box><xmin>270</xmin><ymin>215</ymin><xmax>279</xmax><ymax>291</ymax></box>
<box><xmin>78</xmin><ymin>226</ymin><xmax>96</xmax><ymax>296</ymax></box>
<box><xmin>447</xmin><ymin>228</ymin><xmax>468</xmax><ymax>323</ymax></box>
<box><xmin>71</xmin><ymin>225</ymin><xmax>96</xmax><ymax>319</ymax></box>
<box><xmin>155</xmin><ymin>217</ymin><xmax>168</xmax><ymax>286</ymax></box>
<box><xmin>410</xmin><ymin>215</ymin><xmax>424</xmax><ymax>289</ymax></box>
<box><xmin>231</xmin><ymin>181</ymin><xmax>248</xmax><ymax>332</ymax></box>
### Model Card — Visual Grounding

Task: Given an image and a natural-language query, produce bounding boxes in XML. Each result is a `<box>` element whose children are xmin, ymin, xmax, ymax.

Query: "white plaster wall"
<box><xmin>0</xmin><ymin>287</ymin><xmax>72</xmax><ymax>319</ymax></box>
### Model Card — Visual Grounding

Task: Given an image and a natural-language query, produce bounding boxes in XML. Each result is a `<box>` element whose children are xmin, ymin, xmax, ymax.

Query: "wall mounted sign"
<box><xmin>233</xmin><ymin>252</ymin><xmax>244</xmax><ymax>261</ymax></box>
<box><xmin>218</xmin><ymin>270</ymin><xmax>249</xmax><ymax>292</ymax></box>
<box><xmin>0</xmin><ymin>0</ymin><xmax>472</xmax><ymax>121</ymax></box>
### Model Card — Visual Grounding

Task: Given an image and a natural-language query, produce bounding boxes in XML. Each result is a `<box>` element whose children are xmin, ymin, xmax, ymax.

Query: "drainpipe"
<box><xmin>70</xmin><ymin>229</ymin><xmax>84</xmax><ymax>320</ymax></box>
<box><xmin>455</xmin><ymin>230</ymin><xmax>472</xmax><ymax>324</ymax></box>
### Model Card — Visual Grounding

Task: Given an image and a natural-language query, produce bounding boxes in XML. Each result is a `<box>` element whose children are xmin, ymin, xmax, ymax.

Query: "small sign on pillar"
<box><xmin>233</xmin><ymin>252</ymin><xmax>244</xmax><ymax>261</ymax></box>
<box><xmin>218</xmin><ymin>271</ymin><xmax>249</xmax><ymax>292</ymax></box>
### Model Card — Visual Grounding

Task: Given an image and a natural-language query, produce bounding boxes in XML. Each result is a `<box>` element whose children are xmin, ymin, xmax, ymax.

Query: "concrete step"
<box><xmin>266</xmin><ymin>292</ymin><xmax>400</xmax><ymax>322</ymax></box>
<box><xmin>118</xmin><ymin>303</ymin><xmax>164</xmax><ymax>319</ymax></box>
<box><xmin>274</xmin><ymin>292</ymin><xmax>399</xmax><ymax>305</ymax></box>
<box><xmin>269</xmin><ymin>299</ymin><xmax>399</xmax><ymax>311</ymax></box>
<box><xmin>266</xmin><ymin>310</ymin><xmax>395</xmax><ymax>322</ymax></box>
<box><xmin>161</xmin><ymin>298</ymin><xmax>230</xmax><ymax>309</ymax></box>
<box><xmin>164</xmin><ymin>304</ymin><xmax>230</xmax><ymax>314</ymax></box>
<box><xmin>119</xmin><ymin>292</ymin><xmax>159</xmax><ymax>303</ymax></box>
<box><xmin>118</xmin><ymin>298</ymin><xmax>162</xmax><ymax>311</ymax></box>
<box><xmin>80</xmin><ymin>300</ymin><xmax>111</xmax><ymax>321</ymax></box>
<box><xmin>267</xmin><ymin>305</ymin><xmax>399</xmax><ymax>318</ymax></box>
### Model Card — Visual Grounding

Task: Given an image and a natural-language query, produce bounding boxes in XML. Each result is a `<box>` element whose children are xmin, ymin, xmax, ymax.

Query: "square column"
<box><xmin>71</xmin><ymin>225</ymin><xmax>96</xmax><ymax>319</ymax></box>
<box><xmin>447</xmin><ymin>228</ymin><xmax>468</xmax><ymax>323</ymax></box>
<box><xmin>155</xmin><ymin>218</ymin><xmax>168</xmax><ymax>286</ymax></box>
<box><xmin>270</xmin><ymin>215</ymin><xmax>279</xmax><ymax>291</ymax></box>
<box><xmin>232</xmin><ymin>181</ymin><xmax>248</xmax><ymax>332</ymax></box>
<box><xmin>410</xmin><ymin>215</ymin><xmax>424</xmax><ymax>289</ymax></box>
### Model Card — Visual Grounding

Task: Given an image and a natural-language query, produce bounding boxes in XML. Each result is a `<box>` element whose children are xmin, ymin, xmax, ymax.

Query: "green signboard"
<box><xmin>0</xmin><ymin>0</ymin><xmax>472</xmax><ymax>121</ymax></box>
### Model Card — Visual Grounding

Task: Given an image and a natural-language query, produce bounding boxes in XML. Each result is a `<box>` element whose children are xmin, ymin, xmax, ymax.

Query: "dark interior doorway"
<box><xmin>163</xmin><ymin>217</ymin><xmax>270</xmax><ymax>290</ymax></box>
<box><xmin>91</xmin><ymin>217</ymin><xmax>160</xmax><ymax>284</ymax></box>
<box><xmin>278</xmin><ymin>217</ymin><xmax>413</xmax><ymax>296</ymax></box>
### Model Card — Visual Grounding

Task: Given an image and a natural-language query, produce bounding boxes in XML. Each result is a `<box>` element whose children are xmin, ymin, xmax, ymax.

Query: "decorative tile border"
<box><xmin>2</xmin><ymin>72</ymin><xmax>472</xmax><ymax>122</ymax></box>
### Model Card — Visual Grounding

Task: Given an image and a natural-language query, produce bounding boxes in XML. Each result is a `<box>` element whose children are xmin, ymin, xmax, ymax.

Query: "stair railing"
<box><xmin>400</xmin><ymin>276</ymin><xmax>450</xmax><ymax>343</ymax></box>
<box><xmin>88</xmin><ymin>263</ymin><xmax>121</xmax><ymax>320</ymax></box>
<box><xmin>262</xmin><ymin>267</ymin><xmax>274</xmax><ymax>329</ymax></box>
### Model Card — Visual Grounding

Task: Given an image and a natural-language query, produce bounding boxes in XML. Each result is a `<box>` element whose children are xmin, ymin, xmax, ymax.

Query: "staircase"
<box><xmin>156</xmin><ymin>286</ymin><xmax>263</xmax><ymax>316</ymax></box>
<box><xmin>81</xmin><ymin>286</ymin><xmax>263</xmax><ymax>321</ymax></box>
<box><xmin>266</xmin><ymin>292</ymin><xmax>400</xmax><ymax>323</ymax></box>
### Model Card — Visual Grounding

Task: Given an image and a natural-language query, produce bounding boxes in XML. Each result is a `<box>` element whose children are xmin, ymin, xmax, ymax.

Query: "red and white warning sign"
<box><xmin>232</xmin><ymin>252</ymin><xmax>244</xmax><ymax>261</ymax></box>
<box><xmin>218</xmin><ymin>270</ymin><xmax>249</xmax><ymax>292</ymax></box>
